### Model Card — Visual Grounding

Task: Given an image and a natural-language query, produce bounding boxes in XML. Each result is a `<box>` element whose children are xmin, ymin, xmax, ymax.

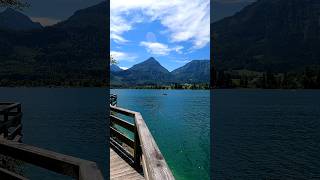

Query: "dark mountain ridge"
<box><xmin>213</xmin><ymin>0</ymin><xmax>320</xmax><ymax>73</ymax></box>
<box><xmin>0</xmin><ymin>8</ymin><xmax>42</xmax><ymax>31</ymax></box>
<box><xmin>172</xmin><ymin>60</ymin><xmax>210</xmax><ymax>83</ymax></box>
<box><xmin>0</xmin><ymin>2</ymin><xmax>108</xmax><ymax>86</ymax></box>
<box><xmin>112</xmin><ymin>57</ymin><xmax>172</xmax><ymax>86</ymax></box>
<box><xmin>111</xmin><ymin>64</ymin><xmax>122</xmax><ymax>72</ymax></box>
<box><xmin>111</xmin><ymin>57</ymin><xmax>210</xmax><ymax>86</ymax></box>
<box><xmin>212</xmin><ymin>0</ymin><xmax>255</xmax><ymax>22</ymax></box>
<box><xmin>55</xmin><ymin>2</ymin><xmax>107</xmax><ymax>29</ymax></box>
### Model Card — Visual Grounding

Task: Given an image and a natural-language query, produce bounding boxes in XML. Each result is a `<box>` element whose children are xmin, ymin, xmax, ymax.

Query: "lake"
<box><xmin>213</xmin><ymin>89</ymin><xmax>320</xmax><ymax>179</ymax></box>
<box><xmin>0</xmin><ymin>88</ymin><xmax>107</xmax><ymax>179</ymax></box>
<box><xmin>111</xmin><ymin>89</ymin><xmax>210</xmax><ymax>179</ymax></box>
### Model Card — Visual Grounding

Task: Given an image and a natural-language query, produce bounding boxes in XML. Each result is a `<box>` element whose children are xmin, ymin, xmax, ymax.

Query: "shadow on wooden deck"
<box><xmin>110</xmin><ymin>97</ymin><xmax>175</xmax><ymax>180</ymax></box>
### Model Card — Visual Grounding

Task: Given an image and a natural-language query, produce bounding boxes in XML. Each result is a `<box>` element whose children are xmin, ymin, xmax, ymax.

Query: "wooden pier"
<box><xmin>110</xmin><ymin>95</ymin><xmax>175</xmax><ymax>180</ymax></box>
<box><xmin>0</xmin><ymin>102</ymin><xmax>22</xmax><ymax>141</ymax></box>
<box><xmin>0</xmin><ymin>102</ymin><xmax>104</xmax><ymax>180</ymax></box>
<box><xmin>110</xmin><ymin>94</ymin><xmax>117</xmax><ymax>106</ymax></box>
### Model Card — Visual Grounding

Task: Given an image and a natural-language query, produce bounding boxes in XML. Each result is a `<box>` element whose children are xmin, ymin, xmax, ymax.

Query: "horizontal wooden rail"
<box><xmin>0</xmin><ymin>102</ymin><xmax>21</xmax><ymax>113</ymax></box>
<box><xmin>0</xmin><ymin>140</ymin><xmax>104</xmax><ymax>180</ymax></box>
<box><xmin>110</xmin><ymin>105</ymin><xmax>174</xmax><ymax>180</ymax></box>
<box><xmin>110</xmin><ymin>115</ymin><xmax>135</xmax><ymax>132</ymax></box>
<box><xmin>0</xmin><ymin>103</ymin><xmax>22</xmax><ymax>140</ymax></box>
<box><xmin>0</xmin><ymin>102</ymin><xmax>104</xmax><ymax>180</ymax></box>
<box><xmin>0</xmin><ymin>167</ymin><xmax>29</xmax><ymax>180</ymax></box>
<box><xmin>110</xmin><ymin>127</ymin><xmax>134</xmax><ymax>148</ymax></box>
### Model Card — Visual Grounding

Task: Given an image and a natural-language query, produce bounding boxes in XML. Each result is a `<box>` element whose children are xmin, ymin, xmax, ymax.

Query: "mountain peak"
<box><xmin>142</xmin><ymin>57</ymin><xmax>160</xmax><ymax>65</ymax></box>
<box><xmin>0</xmin><ymin>8</ymin><xmax>42</xmax><ymax>31</ymax></box>
<box><xmin>146</xmin><ymin>57</ymin><xmax>156</xmax><ymax>61</ymax></box>
<box><xmin>55</xmin><ymin>1</ymin><xmax>108</xmax><ymax>29</ymax></box>
<box><xmin>130</xmin><ymin>57</ymin><xmax>167</xmax><ymax>72</ymax></box>
<box><xmin>1</xmin><ymin>8</ymin><xmax>24</xmax><ymax>17</ymax></box>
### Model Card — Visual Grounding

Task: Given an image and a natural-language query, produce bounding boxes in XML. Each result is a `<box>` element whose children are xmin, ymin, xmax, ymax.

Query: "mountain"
<box><xmin>129</xmin><ymin>57</ymin><xmax>169</xmax><ymax>73</ymax></box>
<box><xmin>172</xmin><ymin>60</ymin><xmax>210</xmax><ymax>83</ymax></box>
<box><xmin>55</xmin><ymin>2</ymin><xmax>107</xmax><ymax>29</ymax></box>
<box><xmin>212</xmin><ymin>0</ymin><xmax>255</xmax><ymax>22</ymax></box>
<box><xmin>111</xmin><ymin>58</ymin><xmax>210</xmax><ymax>86</ymax></box>
<box><xmin>112</xmin><ymin>57</ymin><xmax>172</xmax><ymax>86</ymax></box>
<box><xmin>111</xmin><ymin>64</ymin><xmax>122</xmax><ymax>72</ymax></box>
<box><xmin>0</xmin><ymin>8</ymin><xmax>42</xmax><ymax>31</ymax></box>
<box><xmin>212</xmin><ymin>0</ymin><xmax>320</xmax><ymax>73</ymax></box>
<box><xmin>0</xmin><ymin>2</ymin><xmax>108</xmax><ymax>86</ymax></box>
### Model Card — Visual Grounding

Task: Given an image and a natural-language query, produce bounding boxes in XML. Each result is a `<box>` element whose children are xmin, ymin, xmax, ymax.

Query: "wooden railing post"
<box><xmin>110</xmin><ymin>105</ymin><xmax>175</xmax><ymax>179</ymax></box>
<box><xmin>3</xmin><ymin>110</ymin><xmax>8</xmax><ymax>138</ymax></box>
<box><xmin>17</xmin><ymin>104</ymin><xmax>21</xmax><ymax>113</ymax></box>
<box><xmin>134</xmin><ymin>126</ymin><xmax>142</xmax><ymax>171</ymax></box>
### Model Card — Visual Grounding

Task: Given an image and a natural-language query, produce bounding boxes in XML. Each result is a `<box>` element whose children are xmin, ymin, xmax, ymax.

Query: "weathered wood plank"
<box><xmin>110</xmin><ymin>127</ymin><xmax>135</xmax><ymax>148</ymax></box>
<box><xmin>110</xmin><ymin>148</ymin><xmax>144</xmax><ymax>180</ymax></box>
<box><xmin>110</xmin><ymin>115</ymin><xmax>135</xmax><ymax>132</ymax></box>
<box><xmin>110</xmin><ymin>138</ymin><xmax>134</xmax><ymax>165</ymax></box>
<box><xmin>79</xmin><ymin>162</ymin><xmax>104</xmax><ymax>180</ymax></box>
<box><xmin>8</xmin><ymin>124</ymin><xmax>22</xmax><ymax>140</ymax></box>
<box><xmin>0</xmin><ymin>167</ymin><xmax>29</xmax><ymax>180</ymax></box>
<box><xmin>13</xmin><ymin>135</ymin><xmax>22</xmax><ymax>142</ymax></box>
<box><xmin>134</xmin><ymin>126</ymin><xmax>142</xmax><ymax>170</ymax></box>
<box><xmin>135</xmin><ymin>112</ymin><xmax>174</xmax><ymax>180</ymax></box>
<box><xmin>0</xmin><ymin>103</ymin><xmax>20</xmax><ymax>113</ymax></box>
<box><xmin>0</xmin><ymin>140</ymin><xmax>103</xmax><ymax>180</ymax></box>
<box><xmin>141</xmin><ymin>154</ymin><xmax>150</xmax><ymax>180</ymax></box>
<box><xmin>0</xmin><ymin>113</ymin><xmax>22</xmax><ymax>129</ymax></box>
<box><xmin>110</xmin><ymin>103</ymin><xmax>174</xmax><ymax>180</ymax></box>
<box><xmin>110</xmin><ymin>105</ymin><xmax>136</xmax><ymax>117</ymax></box>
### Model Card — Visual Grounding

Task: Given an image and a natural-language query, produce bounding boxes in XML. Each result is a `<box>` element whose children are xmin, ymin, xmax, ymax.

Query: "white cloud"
<box><xmin>120</xmin><ymin>66</ymin><xmax>129</xmax><ymax>70</ymax></box>
<box><xmin>111</xmin><ymin>0</ymin><xmax>210</xmax><ymax>49</ymax></box>
<box><xmin>110</xmin><ymin>51</ymin><xmax>137</xmax><ymax>62</ymax></box>
<box><xmin>140</xmin><ymin>41</ymin><xmax>183</xmax><ymax>55</ymax></box>
<box><xmin>174</xmin><ymin>46</ymin><xmax>184</xmax><ymax>54</ymax></box>
<box><xmin>111</xmin><ymin>34</ymin><xmax>129</xmax><ymax>44</ymax></box>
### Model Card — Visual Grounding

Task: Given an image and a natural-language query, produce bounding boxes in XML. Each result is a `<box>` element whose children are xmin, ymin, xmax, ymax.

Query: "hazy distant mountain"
<box><xmin>112</xmin><ymin>57</ymin><xmax>172</xmax><ymax>86</ymax></box>
<box><xmin>0</xmin><ymin>8</ymin><xmax>42</xmax><ymax>31</ymax></box>
<box><xmin>0</xmin><ymin>2</ymin><xmax>108</xmax><ymax>86</ymax></box>
<box><xmin>111</xmin><ymin>58</ymin><xmax>210</xmax><ymax>86</ymax></box>
<box><xmin>213</xmin><ymin>0</ymin><xmax>320</xmax><ymax>72</ymax></box>
<box><xmin>172</xmin><ymin>60</ymin><xmax>210</xmax><ymax>83</ymax></box>
<box><xmin>55</xmin><ymin>2</ymin><xmax>107</xmax><ymax>29</ymax></box>
<box><xmin>212</xmin><ymin>0</ymin><xmax>255</xmax><ymax>22</ymax></box>
<box><xmin>111</xmin><ymin>64</ymin><xmax>122</xmax><ymax>72</ymax></box>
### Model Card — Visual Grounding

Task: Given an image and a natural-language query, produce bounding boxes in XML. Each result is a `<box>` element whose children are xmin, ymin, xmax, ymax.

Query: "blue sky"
<box><xmin>110</xmin><ymin>0</ymin><xmax>210</xmax><ymax>71</ymax></box>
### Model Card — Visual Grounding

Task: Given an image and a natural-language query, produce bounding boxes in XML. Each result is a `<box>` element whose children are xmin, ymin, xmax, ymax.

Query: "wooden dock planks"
<box><xmin>110</xmin><ymin>148</ymin><xmax>144</xmax><ymax>180</ymax></box>
<box><xmin>110</xmin><ymin>105</ymin><xmax>175</xmax><ymax>180</ymax></box>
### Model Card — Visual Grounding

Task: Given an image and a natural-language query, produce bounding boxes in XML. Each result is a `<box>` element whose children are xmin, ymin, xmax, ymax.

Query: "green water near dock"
<box><xmin>111</xmin><ymin>89</ymin><xmax>210</xmax><ymax>179</ymax></box>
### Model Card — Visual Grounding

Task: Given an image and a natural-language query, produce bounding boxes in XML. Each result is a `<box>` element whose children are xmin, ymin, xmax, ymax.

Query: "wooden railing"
<box><xmin>110</xmin><ymin>105</ymin><xmax>175</xmax><ymax>180</ymax></box>
<box><xmin>0</xmin><ymin>140</ymin><xmax>104</xmax><ymax>180</ymax></box>
<box><xmin>0</xmin><ymin>102</ymin><xmax>22</xmax><ymax>140</ymax></box>
<box><xmin>0</xmin><ymin>102</ymin><xmax>104</xmax><ymax>180</ymax></box>
<box><xmin>110</xmin><ymin>94</ymin><xmax>117</xmax><ymax>106</ymax></box>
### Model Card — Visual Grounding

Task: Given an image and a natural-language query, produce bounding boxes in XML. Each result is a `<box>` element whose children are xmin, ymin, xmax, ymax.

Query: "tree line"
<box><xmin>212</xmin><ymin>67</ymin><xmax>320</xmax><ymax>89</ymax></box>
